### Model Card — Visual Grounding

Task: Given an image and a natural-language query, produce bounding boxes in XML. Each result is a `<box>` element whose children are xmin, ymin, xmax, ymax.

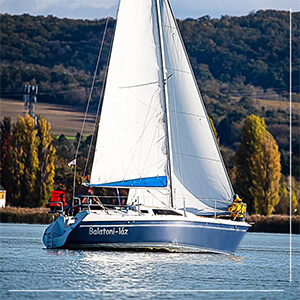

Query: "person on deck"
<box><xmin>119</xmin><ymin>188</ymin><xmax>128</xmax><ymax>205</ymax></box>
<box><xmin>82</xmin><ymin>187</ymin><xmax>101</xmax><ymax>208</ymax></box>
<box><xmin>82</xmin><ymin>187</ymin><xmax>94</xmax><ymax>203</ymax></box>
<box><xmin>49</xmin><ymin>184</ymin><xmax>66</xmax><ymax>212</ymax></box>
<box><xmin>228</xmin><ymin>194</ymin><xmax>246</xmax><ymax>221</ymax></box>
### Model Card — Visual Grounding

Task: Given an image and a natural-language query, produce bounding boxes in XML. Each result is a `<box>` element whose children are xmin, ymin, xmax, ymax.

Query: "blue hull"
<box><xmin>64</xmin><ymin>220</ymin><xmax>248</xmax><ymax>254</ymax></box>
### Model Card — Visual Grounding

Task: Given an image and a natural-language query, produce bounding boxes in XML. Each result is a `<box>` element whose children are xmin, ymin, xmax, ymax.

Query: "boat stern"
<box><xmin>43</xmin><ymin>212</ymin><xmax>87</xmax><ymax>249</ymax></box>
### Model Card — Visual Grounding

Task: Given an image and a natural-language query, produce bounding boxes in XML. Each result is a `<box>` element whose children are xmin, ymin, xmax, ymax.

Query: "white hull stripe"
<box><xmin>79</xmin><ymin>223</ymin><xmax>247</xmax><ymax>232</ymax></box>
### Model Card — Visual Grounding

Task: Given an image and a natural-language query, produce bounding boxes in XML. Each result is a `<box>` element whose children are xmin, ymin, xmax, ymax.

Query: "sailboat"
<box><xmin>43</xmin><ymin>0</ymin><xmax>250</xmax><ymax>253</ymax></box>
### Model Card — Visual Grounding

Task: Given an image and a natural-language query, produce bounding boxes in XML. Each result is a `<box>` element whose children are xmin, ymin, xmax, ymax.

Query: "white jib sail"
<box><xmin>160</xmin><ymin>0</ymin><xmax>234</xmax><ymax>210</ymax></box>
<box><xmin>90</xmin><ymin>0</ymin><xmax>169</xmax><ymax>187</ymax></box>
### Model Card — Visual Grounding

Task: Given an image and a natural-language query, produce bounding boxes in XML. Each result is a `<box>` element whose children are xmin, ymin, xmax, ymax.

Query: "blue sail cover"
<box><xmin>88</xmin><ymin>176</ymin><xmax>167</xmax><ymax>188</ymax></box>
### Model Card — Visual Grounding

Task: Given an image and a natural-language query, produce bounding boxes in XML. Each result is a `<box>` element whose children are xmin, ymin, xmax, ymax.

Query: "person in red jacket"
<box><xmin>49</xmin><ymin>184</ymin><xmax>66</xmax><ymax>211</ymax></box>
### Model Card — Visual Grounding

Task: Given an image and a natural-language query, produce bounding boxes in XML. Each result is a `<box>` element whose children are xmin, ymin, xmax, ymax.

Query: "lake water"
<box><xmin>0</xmin><ymin>223</ymin><xmax>299</xmax><ymax>300</ymax></box>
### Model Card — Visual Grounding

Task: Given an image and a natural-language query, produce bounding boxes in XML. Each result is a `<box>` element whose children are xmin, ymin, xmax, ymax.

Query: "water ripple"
<box><xmin>0</xmin><ymin>224</ymin><xmax>299</xmax><ymax>300</ymax></box>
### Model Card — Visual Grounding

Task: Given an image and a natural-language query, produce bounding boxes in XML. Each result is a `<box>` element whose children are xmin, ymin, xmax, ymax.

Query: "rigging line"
<box><xmin>148</xmin><ymin>188</ymin><xmax>169</xmax><ymax>196</ymax></box>
<box><xmin>146</xmin><ymin>189</ymin><xmax>168</xmax><ymax>207</ymax></box>
<box><xmin>140</xmin><ymin>118</ymin><xmax>160</xmax><ymax>177</ymax></box>
<box><xmin>135</xmin><ymin>105</ymin><xmax>167</xmax><ymax>178</ymax></box>
<box><xmin>122</xmin><ymin>89</ymin><xmax>162</xmax><ymax>180</ymax></box>
<box><xmin>169</xmin><ymin>109</ymin><xmax>206</xmax><ymax>119</ymax></box>
<box><xmin>119</xmin><ymin>80</ymin><xmax>159</xmax><ymax>89</ymax></box>
<box><xmin>174</xmin><ymin>152</ymin><xmax>221</xmax><ymax>163</ymax></box>
<box><xmin>139</xmin><ymin>88</ymin><xmax>162</xmax><ymax>176</ymax></box>
<box><xmin>73</xmin><ymin>17</ymin><xmax>110</xmax><ymax>195</ymax></box>
<box><xmin>127</xmin><ymin>88</ymin><xmax>161</xmax><ymax>110</ymax></box>
<box><xmin>162</xmin><ymin>24</ymin><xmax>176</xmax><ymax>30</ymax></box>
<box><xmin>166</xmin><ymin>67</ymin><xmax>190</xmax><ymax>74</ymax></box>
<box><xmin>84</xmin><ymin>18</ymin><xmax>115</xmax><ymax>177</ymax></box>
<box><xmin>138</xmin><ymin>97</ymin><xmax>157</xmax><ymax>176</ymax></box>
<box><xmin>196</xmin><ymin>198</ymin><xmax>230</xmax><ymax>204</ymax></box>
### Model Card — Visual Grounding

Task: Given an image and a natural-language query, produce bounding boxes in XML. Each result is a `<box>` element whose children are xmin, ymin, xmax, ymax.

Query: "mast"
<box><xmin>155</xmin><ymin>0</ymin><xmax>174</xmax><ymax>207</ymax></box>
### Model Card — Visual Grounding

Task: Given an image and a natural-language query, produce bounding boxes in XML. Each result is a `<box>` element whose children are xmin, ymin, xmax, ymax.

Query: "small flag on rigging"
<box><xmin>68</xmin><ymin>159</ymin><xmax>76</xmax><ymax>167</ymax></box>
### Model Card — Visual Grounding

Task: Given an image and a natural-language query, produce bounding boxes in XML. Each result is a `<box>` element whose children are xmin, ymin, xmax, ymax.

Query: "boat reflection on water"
<box><xmin>44</xmin><ymin>247</ymin><xmax>244</xmax><ymax>267</ymax></box>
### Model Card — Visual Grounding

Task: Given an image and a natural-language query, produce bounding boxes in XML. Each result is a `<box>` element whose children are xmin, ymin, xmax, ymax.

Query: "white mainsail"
<box><xmin>91</xmin><ymin>0</ymin><xmax>234</xmax><ymax>211</ymax></box>
<box><xmin>90</xmin><ymin>0</ymin><xmax>169</xmax><ymax>188</ymax></box>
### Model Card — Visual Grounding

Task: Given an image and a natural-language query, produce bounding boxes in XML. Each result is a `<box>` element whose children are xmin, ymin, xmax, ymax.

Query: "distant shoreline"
<box><xmin>246</xmin><ymin>214</ymin><xmax>300</xmax><ymax>234</ymax></box>
<box><xmin>0</xmin><ymin>207</ymin><xmax>52</xmax><ymax>225</ymax></box>
<box><xmin>0</xmin><ymin>207</ymin><xmax>299</xmax><ymax>234</ymax></box>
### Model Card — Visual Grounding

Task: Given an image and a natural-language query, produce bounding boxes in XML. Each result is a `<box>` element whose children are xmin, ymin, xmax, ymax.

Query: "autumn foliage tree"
<box><xmin>0</xmin><ymin>116</ymin><xmax>11</xmax><ymax>169</ymax></box>
<box><xmin>36</xmin><ymin>117</ymin><xmax>56</xmax><ymax>206</ymax></box>
<box><xmin>234</xmin><ymin>115</ymin><xmax>281</xmax><ymax>215</ymax></box>
<box><xmin>275</xmin><ymin>176</ymin><xmax>298</xmax><ymax>214</ymax></box>
<box><xmin>1</xmin><ymin>115</ymin><xmax>56</xmax><ymax>207</ymax></box>
<box><xmin>3</xmin><ymin>115</ymin><xmax>39</xmax><ymax>206</ymax></box>
<box><xmin>209</xmin><ymin>117</ymin><xmax>219</xmax><ymax>147</ymax></box>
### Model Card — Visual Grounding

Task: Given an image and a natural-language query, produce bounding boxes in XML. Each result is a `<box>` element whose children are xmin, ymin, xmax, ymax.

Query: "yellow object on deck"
<box><xmin>228</xmin><ymin>196</ymin><xmax>246</xmax><ymax>220</ymax></box>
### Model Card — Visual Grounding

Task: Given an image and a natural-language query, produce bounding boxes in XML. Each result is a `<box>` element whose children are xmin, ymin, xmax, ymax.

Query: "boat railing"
<box><xmin>71</xmin><ymin>195</ymin><xmax>143</xmax><ymax>215</ymax></box>
<box><xmin>72</xmin><ymin>196</ymin><xmax>110</xmax><ymax>214</ymax></box>
<box><xmin>47</xmin><ymin>201</ymin><xmax>64</xmax><ymax>215</ymax></box>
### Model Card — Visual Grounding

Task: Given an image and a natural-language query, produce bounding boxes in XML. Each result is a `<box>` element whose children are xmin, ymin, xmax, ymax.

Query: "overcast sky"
<box><xmin>0</xmin><ymin>0</ymin><xmax>299</xmax><ymax>20</ymax></box>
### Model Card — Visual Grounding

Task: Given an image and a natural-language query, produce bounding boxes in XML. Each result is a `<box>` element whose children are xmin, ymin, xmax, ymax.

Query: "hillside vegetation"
<box><xmin>0</xmin><ymin>11</ymin><xmax>299</xmax><ymax>178</ymax></box>
<box><xmin>1</xmin><ymin>11</ymin><xmax>299</xmax><ymax>104</ymax></box>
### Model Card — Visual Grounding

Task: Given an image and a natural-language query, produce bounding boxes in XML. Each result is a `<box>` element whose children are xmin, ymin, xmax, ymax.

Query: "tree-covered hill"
<box><xmin>181</xmin><ymin>10</ymin><xmax>299</xmax><ymax>91</ymax></box>
<box><xmin>0</xmin><ymin>14</ymin><xmax>115</xmax><ymax>105</ymax></box>
<box><xmin>0</xmin><ymin>11</ymin><xmax>299</xmax><ymax>178</ymax></box>
<box><xmin>0</xmin><ymin>11</ymin><xmax>299</xmax><ymax>105</ymax></box>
